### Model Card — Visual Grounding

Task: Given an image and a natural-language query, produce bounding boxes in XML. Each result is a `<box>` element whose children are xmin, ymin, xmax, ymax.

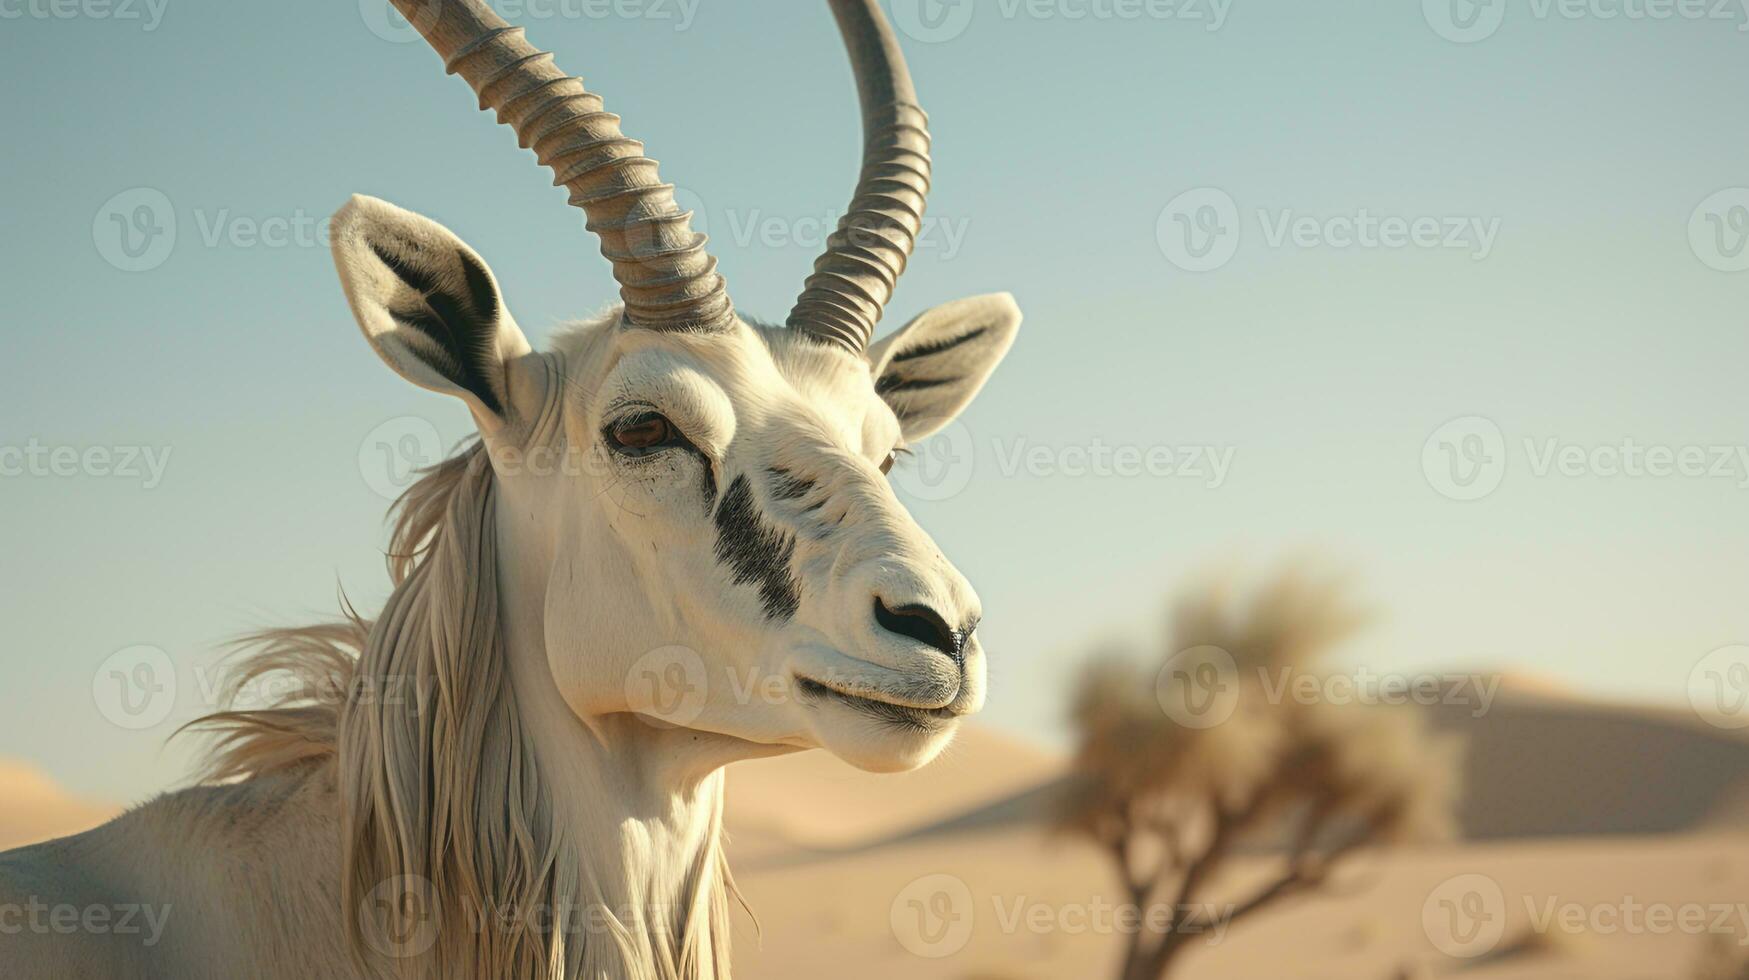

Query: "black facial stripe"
<box><xmin>373</xmin><ymin>242</ymin><xmax>505</xmax><ymax>416</ymax></box>
<box><xmin>767</xmin><ymin>466</ymin><xmax>817</xmax><ymax>501</ymax></box>
<box><xmin>888</xmin><ymin>325</ymin><xmax>989</xmax><ymax>363</ymax></box>
<box><xmin>712</xmin><ymin>475</ymin><xmax>801</xmax><ymax>621</ymax></box>
<box><xmin>876</xmin><ymin>374</ymin><xmax>956</xmax><ymax>396</ymax></box>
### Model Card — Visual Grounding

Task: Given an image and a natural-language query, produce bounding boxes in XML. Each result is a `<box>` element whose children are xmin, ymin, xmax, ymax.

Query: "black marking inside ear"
<box><xmin>889</xmin><ymin>325</ymin><xmax>989</xmax><ymax>363</ymax></box>
<box><xmin>713</xmin><ymin>476</ymin><xmax>801</xmax><ymax>621</ymax></box>
<box><xmin>876</xmin><ymin>374</ymin><xmax>957</xmax><ymax>396</ymax></box>
<box><xmin>372</xmin><ymin>242</ymin><xmax>506</xmax><ymax>416</ymax></box>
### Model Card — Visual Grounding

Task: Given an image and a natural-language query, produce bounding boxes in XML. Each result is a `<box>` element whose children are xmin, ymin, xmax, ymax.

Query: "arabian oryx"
<box><xmin>0</xmin><ymin>0</ymin><xmax>1021</xmax><ymax>977</ymax></box>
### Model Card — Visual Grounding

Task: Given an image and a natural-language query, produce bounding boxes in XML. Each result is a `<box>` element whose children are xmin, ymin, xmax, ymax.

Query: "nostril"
<box><xmin>874</xmin><ymin>597</ymin><xmax>968</xmax><ymax>662</ymax></box>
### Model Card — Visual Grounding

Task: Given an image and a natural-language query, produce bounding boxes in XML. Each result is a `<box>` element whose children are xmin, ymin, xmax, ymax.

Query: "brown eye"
<box><xmin>608</xmin><ymin>412</ymin><xmax>676</xmax><ymax>454</ymax></box>
<box><xmin>880</xmin><ymin>449</ymin><xmax>900</xmax><ymax>475</ymax></box>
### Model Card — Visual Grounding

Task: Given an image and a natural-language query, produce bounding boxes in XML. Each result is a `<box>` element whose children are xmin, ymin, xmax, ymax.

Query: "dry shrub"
<box><xmin>1060</xmin><ymin>568</ymin><xmax>1464</xmax><ymax>980</ymax></box>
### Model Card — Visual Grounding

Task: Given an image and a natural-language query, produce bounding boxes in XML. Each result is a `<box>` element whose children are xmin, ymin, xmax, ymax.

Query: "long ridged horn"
<box><xmin>786</xmin><ymin>0</ymin><xmax>933</xmax><ymax>354</ymax></box>
<box><xmin>387</xmin><ymin>0</ymin><xmax>731</xmax><ymax>331</ymax></box>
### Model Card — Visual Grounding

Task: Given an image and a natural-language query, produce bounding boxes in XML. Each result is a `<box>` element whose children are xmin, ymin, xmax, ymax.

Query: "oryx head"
<box><xmin>329</xmin><ymin>0</ymin><xmax>1019</xmax><ymax>772</ymax></box>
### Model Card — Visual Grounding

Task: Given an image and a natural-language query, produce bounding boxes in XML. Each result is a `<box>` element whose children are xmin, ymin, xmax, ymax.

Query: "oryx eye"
<box><xmin>607</xmin><ymin>412</ymin><xmax>678</xmax><ymax>455</ymax></box>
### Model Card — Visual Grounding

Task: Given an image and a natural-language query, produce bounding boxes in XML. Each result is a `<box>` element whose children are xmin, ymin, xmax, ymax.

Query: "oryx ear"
<box><xmin>867</xmin><ymin>293</ymin><xmax>1021</xmax><ymax>441</ymax></box>
<box><xmin>330</xmin><ymin>195</ymin><xmax>533</xmax><ymax>427</ymax></box>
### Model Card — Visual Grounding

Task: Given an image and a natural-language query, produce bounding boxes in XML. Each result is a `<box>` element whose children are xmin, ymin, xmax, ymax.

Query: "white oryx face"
<box><xmin>339</xmin><ymin>0</ymin><xmax>1017</xmax><ymax>770</ymax></box>
<box><xmin>332</xmin><ymin>195</ymin><xmax>1020</xmax><ymax>772</ymax></box>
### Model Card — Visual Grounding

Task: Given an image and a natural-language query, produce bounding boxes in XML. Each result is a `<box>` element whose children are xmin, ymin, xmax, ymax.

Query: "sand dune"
<box><xmin>730</xmin><ymin>825</ymin><xmax>1749</xmax><ymax>980</ymax></box>
<box><xmin>727</xmin><ymin>683</ymin><xmax>1749</xmax><ymax>859</ymax></box>
<box><xmin>720</xmin><ymin>682</ymin><xmax>1749</xmax><ymax>977</ymax></box>
<box><xmin>0</xmin><ymin>759</ymin><xmax>119</xmax><ymax>851</ymax></box>
<box><xmin>1425</xmin><ymin>686</ymin><xmax>1749</xmax><ymax>839</ymax></box>
<box><xmin>6</xmin><ymin>685</ymin><xmax>1747</xmax><ymax>980</ymax></box>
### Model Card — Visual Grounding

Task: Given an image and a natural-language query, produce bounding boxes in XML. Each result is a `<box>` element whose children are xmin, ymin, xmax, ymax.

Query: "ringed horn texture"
<box><xmin>787</xmin><ymin>0</ymin><xmax>934</xmax><ymax>355</ymax></box>
<box><xmin>386</xmin><ymin>0</ymin><xmax>731</xmax><ymax>331</ymax></box>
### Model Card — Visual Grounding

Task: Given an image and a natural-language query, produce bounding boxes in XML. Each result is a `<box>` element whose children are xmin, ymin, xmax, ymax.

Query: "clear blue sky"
<box><xmin>4</xmin><ymin>0</ymin><xmax>1749</xmax><ymax>804</ymax></box>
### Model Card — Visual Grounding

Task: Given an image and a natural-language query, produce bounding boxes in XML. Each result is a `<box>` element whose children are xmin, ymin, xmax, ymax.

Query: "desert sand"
<box><xmin>5</xmin><ymin>683</ymin><xmax>1748</xmax><ymax>979</ymax></box>
<box><xmin>731</xmin><ymin>824</ymin><xmax>1749</xmax><ymax>980</ymax></box>
<box><xmin>724</xmin><ymin>685</ymin><xmax>1749</xmax><ymax>979</ymax></box>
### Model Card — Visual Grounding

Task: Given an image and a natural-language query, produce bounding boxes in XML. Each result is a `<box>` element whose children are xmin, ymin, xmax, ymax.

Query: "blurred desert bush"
<box><xmin>1059</xmin><ymin>568</ymin><xmax>1464</xmax><ymax>980</ymax></box>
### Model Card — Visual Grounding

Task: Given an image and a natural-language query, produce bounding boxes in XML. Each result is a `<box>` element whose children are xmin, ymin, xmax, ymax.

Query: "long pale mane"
<box><xmin>184</xmin><ymin>441</ymin><xmax>734</xmax><ymax>979</ymax></box>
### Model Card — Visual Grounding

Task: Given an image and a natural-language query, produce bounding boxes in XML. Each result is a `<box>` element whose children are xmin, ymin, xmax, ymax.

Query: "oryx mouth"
<box><xmin>793</xmin><ymin>675</ymin><xmax>963</xmax><ymax>732</ymax></box>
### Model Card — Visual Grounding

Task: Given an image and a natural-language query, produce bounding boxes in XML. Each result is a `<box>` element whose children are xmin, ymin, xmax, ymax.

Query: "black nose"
<box><xmin>874</xmin><ymin>597</ymin><xmax>971</xmax><ymax>663</ymax></box>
